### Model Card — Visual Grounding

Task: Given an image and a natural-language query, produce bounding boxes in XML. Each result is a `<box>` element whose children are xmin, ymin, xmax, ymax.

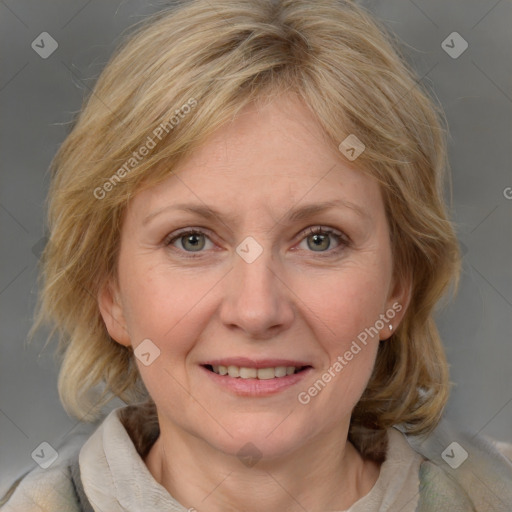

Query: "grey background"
<box><xmin>1</xmin><ymin>0</ymin><xmax>511</xmax><ymax>495</ymax></box>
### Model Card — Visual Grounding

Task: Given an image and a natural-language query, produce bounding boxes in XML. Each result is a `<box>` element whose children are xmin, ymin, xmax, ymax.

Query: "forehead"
<box><xmin>188</xmin><ymin>94</ymin><xmax>340</xmax><ymax>173</ymax></box>
<box><xmin>128</xmin><ymin>94</ymin><xmax>383</xmax><ymax>224</ymax></box>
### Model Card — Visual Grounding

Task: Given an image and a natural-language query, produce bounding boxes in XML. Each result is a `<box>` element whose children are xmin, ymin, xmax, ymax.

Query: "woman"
<box><xmin>2</xmin><ymin>0</ymin><xmax>511</xmax><ymax>510</ymax></box>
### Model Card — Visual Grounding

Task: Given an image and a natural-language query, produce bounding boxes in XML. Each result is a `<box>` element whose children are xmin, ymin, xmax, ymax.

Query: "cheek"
<box><xmin>119</xmin><ymin>256</ymin><xmax>224</xmax><ymax>373</ymax></box>
<box><xmin>119</xmin><ymin>258</ymin><xmax>211</xmax><ymax>350</ymax></box>
<box><xmin>297</xmin><ymin>264</ymin><xmax>390</xmax><ymax>348</ymax></box>
<box><xmin>118</xmin><ymin>261</ymin><xmax>216</xmax><ymax>399</ymax></box>
<box><xmin>292</xmin><ymin>264</ymin><xmax>388</xmax><ymax>411</ymax></box>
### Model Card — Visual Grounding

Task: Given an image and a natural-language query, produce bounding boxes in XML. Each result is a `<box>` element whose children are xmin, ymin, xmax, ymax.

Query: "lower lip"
<box><xmin>201</xmin><ymin>366</ymin><xmax>313</xmax><ymax>396</ymax></box>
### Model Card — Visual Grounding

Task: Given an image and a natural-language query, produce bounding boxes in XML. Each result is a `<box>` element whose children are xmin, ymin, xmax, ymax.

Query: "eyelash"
<box><xmin>164</xmin><ymin>226</ymin><xmax>350</xmax><ymax>260</ymax></box>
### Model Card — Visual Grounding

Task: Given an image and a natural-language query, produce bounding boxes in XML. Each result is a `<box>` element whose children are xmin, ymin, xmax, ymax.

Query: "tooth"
<box><xmin>227</xmin><ymin>365</ymin><xmax>240</xmax><ymax>377</ymax></box>
<box><xmin>215</xmin><ymin>364</ymin><xmax>302</xmax><ymax>378</ymax></box>
<box><xmin>274</xmin><ymin>366</ymin><xmax>287</xmax><ymax>378</ymax></box>
<box><xmin>239</xmin><ymin>367</ymin><xmax>257</xmax><ymax>379</ymax></box>
<box><xmin>257</xmin><ymin>367</ymin><xmax>276</xmax><ymax>380</ymax></box>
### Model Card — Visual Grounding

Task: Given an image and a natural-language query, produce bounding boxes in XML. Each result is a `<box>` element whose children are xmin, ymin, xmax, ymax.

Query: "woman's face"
<box><xmin>100</xmin><ymin>93</ymin><xmax>408</xmax><ymax>460</ymax></box>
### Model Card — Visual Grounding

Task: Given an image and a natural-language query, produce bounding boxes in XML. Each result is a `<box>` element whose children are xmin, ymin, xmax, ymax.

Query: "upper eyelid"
<box><xmin>302</xmin><ymin>225</ymin><xmax>349</xmax><ymax>241</ymax></box>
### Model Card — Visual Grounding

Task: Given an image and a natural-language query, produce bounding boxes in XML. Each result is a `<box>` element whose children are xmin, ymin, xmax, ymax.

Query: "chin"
<box><xmin>199</xmin><ymin>418</ymin><xmax>313</xmax><ymax>463</ymax></box>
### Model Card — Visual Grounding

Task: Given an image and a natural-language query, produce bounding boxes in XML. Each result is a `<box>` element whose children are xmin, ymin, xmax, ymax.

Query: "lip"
<box><xmin>201</xmin><ymin>357</ymin><xmax>312</xmax><ymax>369</ymax></box>
<box><xmin>200</xmin><ymin>363</ymin><xmax>313</xmax><ymax>397</ymax></box>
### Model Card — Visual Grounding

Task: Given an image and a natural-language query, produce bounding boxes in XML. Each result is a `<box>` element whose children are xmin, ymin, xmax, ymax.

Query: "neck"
<box><xmin>144</xmin><ymin>422</ymin><xmax>381</xmax><ymax>512</ymax></box>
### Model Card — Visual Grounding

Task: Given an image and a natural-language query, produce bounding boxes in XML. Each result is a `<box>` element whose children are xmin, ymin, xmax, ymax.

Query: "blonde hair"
<box><xmin>31</xmin><ymin>0</ymin><xmax>460</xmax><ymax>460</ymax></box>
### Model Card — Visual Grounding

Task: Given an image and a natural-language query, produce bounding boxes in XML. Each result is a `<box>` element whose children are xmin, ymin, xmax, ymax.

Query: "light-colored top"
<box><xmin>4</xmin><ymin>403</ymin><xmax>512</xmax><ymax>511</ymax></box>
<box><xmin>79</xmin><ymin>407</ymin><xmax>423</xmax><ymax>512</ymax></box>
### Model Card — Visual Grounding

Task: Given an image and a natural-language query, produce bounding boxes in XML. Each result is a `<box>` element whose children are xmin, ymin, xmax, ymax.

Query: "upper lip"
<box><xmin>201</xmin><ymin>357</ymin><xmax>313</xmax><ymax>369</ymax></box>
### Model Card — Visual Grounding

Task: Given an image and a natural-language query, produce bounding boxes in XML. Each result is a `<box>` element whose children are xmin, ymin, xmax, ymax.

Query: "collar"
<box><xmin>78</xmin><ymin>402</ymin><xmax>422</xmax><ymax>512</ymax></box>
<box><xmin>79</xmin><ymin>404</ymin><xmax>187</xmax><ymax>512</ymax></box>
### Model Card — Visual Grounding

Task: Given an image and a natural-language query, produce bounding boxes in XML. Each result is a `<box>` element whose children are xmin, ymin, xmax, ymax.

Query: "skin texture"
<box><xmin>99</xmin><ymin>93</ymin><xmax>410</xmax><ymax>511</ymax></box>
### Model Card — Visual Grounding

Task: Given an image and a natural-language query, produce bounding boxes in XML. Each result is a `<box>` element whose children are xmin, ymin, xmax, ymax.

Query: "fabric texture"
<box><xmin>69</xmin><ymin>459</ymin><xmax>95</xmax><ymax>512</ymax></box>
<box><xmin>2</xmin><ymin>402</ymin><xmax>512</xmax><ymax>511</ymax></box>
<box><xmin>1</xmin><ymin>428</ymin><xmax>93</xmax><ymax>512</ymax></box>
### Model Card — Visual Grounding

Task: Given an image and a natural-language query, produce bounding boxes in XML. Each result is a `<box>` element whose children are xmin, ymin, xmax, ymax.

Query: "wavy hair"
<box><xmin>30</xmin><ymin>0</ymin><xmax>461</xmax><ymax>461</ymax></box>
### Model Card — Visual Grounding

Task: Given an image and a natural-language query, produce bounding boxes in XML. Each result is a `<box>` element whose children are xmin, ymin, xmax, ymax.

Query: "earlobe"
<box><xmin>97</xmin><ymin>279</ymin><xmax>131</xmax><ymax>347</ymax></box>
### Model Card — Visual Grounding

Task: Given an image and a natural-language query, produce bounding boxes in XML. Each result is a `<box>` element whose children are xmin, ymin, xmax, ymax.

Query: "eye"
<box><xmin>297</xmin><ymin>226</ymin><xmax>349</xmax><ymax>256</ymax></box>
<box><xmin>164</xmin><ymin>229</ymin><xmax>214</xmax><ymax>257</ymax></box>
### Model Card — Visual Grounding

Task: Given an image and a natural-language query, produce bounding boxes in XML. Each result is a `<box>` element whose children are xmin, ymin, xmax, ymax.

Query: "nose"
<box><xmin>218</xmin><ymin>239</ymin><xmax>295</xmax><ymax>340</ymax></box>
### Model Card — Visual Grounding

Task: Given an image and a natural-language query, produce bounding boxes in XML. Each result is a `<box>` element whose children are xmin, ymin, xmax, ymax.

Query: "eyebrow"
<box><xmin>142</xmin><ymin>199</ymin><xmax>370</xmax><ymax>226</ymax></box>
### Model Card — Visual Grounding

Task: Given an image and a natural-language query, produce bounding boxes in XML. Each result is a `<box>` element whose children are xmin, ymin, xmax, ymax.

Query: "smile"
<box><xmin>201</xmin><ymin>362</ymin><xmax>313</xmax><ymax>397</ymax></box>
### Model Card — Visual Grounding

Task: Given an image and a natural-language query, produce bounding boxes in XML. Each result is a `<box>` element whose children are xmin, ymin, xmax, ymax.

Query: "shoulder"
<box><xmin>0</xmin><ymin>430</ymin><xmax>92</xmax><ymax>511</ymax></box>
<box><xmin>403</xmin><ymin>418</ymin><xmax>512</xmax><ymax>511</ymax></box>
<box><xmin>1</xmin><ymin>402</ymin><xmax>158</xmax><ymax>511</ymax></box>
<box><xmin>415</xmin><ymin>460</ymin><xmax>475</xmax><ymax>511</ymax></box>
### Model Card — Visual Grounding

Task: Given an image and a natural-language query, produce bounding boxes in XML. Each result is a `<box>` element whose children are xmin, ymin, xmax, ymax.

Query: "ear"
<box><xmin>381</xmin><ymin>270</ymin><xmax>412</xmax><ymax>340</ymax></box>
<box><xmin>97</xmin><ymin>277</ymin><xmax>131</xmax><ymax>347</ymax></box>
